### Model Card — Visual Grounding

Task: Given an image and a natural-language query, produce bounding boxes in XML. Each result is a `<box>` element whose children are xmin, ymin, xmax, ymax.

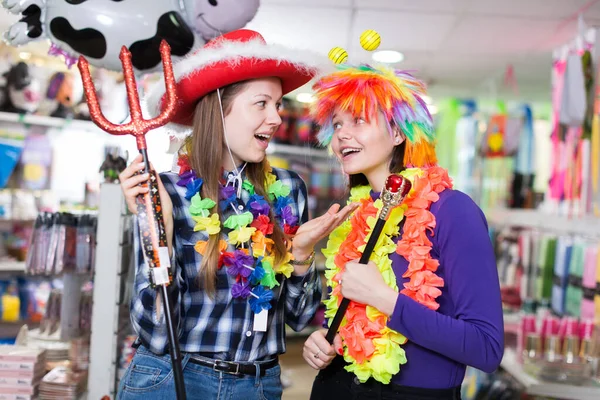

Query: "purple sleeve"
<box><xmin>387</xmin><ymin>191</ymin><xmax>504</xmax><ymax>373</ymax></box>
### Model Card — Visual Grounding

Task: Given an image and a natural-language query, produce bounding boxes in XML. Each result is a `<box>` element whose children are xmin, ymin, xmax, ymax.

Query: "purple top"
<box><xmin>372</xmin><ymin>189</ymin><xmax>504</xmax><ymax>388</ymax></box>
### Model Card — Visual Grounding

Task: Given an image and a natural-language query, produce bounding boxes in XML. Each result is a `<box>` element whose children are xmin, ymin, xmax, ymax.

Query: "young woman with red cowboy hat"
<box><xmin>116</xmin><ymin>29</ymin><xmax>357</xmax><ymax>399</ymax></box>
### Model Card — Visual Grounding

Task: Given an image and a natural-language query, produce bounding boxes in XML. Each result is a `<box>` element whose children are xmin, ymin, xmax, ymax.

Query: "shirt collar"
<box><xmin>221</xmin><ymin>163</ymin><xmax>248</xmax><ymax>183</ymax></box>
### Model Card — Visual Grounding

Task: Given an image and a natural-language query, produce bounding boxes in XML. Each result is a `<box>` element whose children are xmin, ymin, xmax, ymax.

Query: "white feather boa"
<box><xmin>143</xmin><ymin>37</ymin><xmax>332</xmax><ymax>138</ymax></box>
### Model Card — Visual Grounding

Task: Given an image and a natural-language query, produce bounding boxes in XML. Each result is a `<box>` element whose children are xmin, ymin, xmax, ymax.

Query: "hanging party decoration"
<box><xmin>2</xmin><ymin>0</ymin><xmax>261</xmax><ymax>74</ymax></box>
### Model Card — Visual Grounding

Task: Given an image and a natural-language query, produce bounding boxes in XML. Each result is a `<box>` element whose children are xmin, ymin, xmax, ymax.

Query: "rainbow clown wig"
<box><xmin>312</xmin><ymin>64</ymin><xmax>437</xmax><ymax>168</ymax></box>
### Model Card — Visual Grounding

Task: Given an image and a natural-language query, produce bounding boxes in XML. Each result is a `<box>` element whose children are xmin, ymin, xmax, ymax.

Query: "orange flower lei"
<box><xmin>323</xmin><ymin>166</ymin><xmax>453</xmax><ymax>384</ymax></box>
<box><xmin>396</xmin><ymin>166</ymin><xmax>453</xmax><ymax>310</ymax></box>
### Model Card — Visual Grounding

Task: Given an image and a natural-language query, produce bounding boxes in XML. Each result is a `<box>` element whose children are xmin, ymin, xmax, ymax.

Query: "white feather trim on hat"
<box><xmin>142</xmin><ymin>37</ymin><xmax>332</xmax><ymax>139</ymax></box>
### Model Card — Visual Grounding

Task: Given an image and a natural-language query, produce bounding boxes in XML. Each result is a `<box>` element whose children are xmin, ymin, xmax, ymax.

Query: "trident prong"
<box><xmin>77</xmin><ymin>40</ymin><xmax>178</xmax><ymax>150</ymax></box>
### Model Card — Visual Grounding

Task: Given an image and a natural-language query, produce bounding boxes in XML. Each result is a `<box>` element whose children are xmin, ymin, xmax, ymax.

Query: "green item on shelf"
<box><xmin>537</xmin><ymin>236</ymin><xmax>557</xmax><ymax>302</ymax></box>
<box><xmin>565</xmin><ymin>242</ymin><xmax>585</xmax><ymax>317</ymax></box>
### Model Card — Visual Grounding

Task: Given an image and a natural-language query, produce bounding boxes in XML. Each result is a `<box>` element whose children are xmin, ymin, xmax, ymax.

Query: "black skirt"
<box><xmin>310</xmin><ymin>356</ymin><xmax>462</xmax><ymax>400</ymax></box>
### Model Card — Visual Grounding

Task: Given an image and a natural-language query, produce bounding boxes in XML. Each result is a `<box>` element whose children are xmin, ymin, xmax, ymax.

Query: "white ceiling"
<box><xmin>245</xmin><ymin>0</ymin><xmax>600</xmax><ymax>102</ymax></box>
<box><xmin>1</xmin><ymin>0</ymin><xmax>600</xmax><ymax>102</ymax></box>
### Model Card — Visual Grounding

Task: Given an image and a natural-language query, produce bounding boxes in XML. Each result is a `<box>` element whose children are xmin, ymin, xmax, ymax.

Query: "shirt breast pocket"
<box><xmin>176</xmin><ymin>225</ymin><xmax>230</xmax><ymax>291</ymax></box>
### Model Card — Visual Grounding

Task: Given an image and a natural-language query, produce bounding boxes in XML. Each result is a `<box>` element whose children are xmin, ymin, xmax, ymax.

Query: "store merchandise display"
<box><xmin>26</xmin><ymin>212</ymin><xmax>97</xmax><ymax>276</ymax></box>
<box><xmin>0</xmin><ymin>345</ymin><xmax>46</xmax><ymax>399</ymax></box>
<box><xmin>117</xmin><ymin>334</ymin><xmax>136</xmax><ymax>381</ymax></box>
<box><xmin>493</xmin><ymin>226</ymin><xmax>600</xmax><ymax>320</ymax></box>
<box><xmin>519</xmin><ymin>314</ymin><xmax>598</xmax><ymax>384</ymax></box>
<box><xmin>0</xmin><ymin>279</ymin><xmax>50</xmax><ymax>326</ymax></box>
<box><xmin>38</xmin><ymin>365</ymin><xmax>87</xmax><ymax>400</ymax></box>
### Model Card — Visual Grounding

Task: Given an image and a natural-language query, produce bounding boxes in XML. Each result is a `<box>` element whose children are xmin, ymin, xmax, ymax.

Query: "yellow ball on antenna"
<box><xmin>360</xmin><ymin>29</ymin><xmax>381</xmax><ymax>51</ymax></box>
<box><xmin>328</xmin><ymin>47</ymin><xmax>348</xmax><ymax>64</ymax></box>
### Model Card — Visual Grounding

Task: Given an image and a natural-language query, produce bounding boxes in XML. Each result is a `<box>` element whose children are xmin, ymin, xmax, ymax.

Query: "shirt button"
<box><xmin>353</xmin><ymin>377</ymin><xmax>361</xmax><ymax>385</ymax></box>
<box><xmin>303</xmin><ymin>282</ymin><xmax>308</xmax><ymax>288</ymax></box>
<box><xmin>246</xmin><ymin>331</ymin><xmax>252</xmax><ymax>337</ymax></box>
<box><xmin>238</xmin><ymin>205</ymin><xmax>244</xmax><ymax>210</ymax></box>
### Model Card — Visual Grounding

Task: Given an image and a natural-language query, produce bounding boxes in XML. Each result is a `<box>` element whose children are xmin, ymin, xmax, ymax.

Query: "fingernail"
<box><xmin>337</xmin><ymin>346</ymin><xmax>343</xmax><ymax>355</ymax></box>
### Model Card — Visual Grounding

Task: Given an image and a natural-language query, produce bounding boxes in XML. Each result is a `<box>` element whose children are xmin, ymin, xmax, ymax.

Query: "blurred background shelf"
<box><xmin>486</xmin><ymin>208</ymin><xmax>600</xmax><ymax>237</ymax></box>
<box><xmin>267</xmin><ymin>143</ymin><xmax>331</xmax><ymax>159</ymax></box>
<box><xmin>0</xmin><ymin>111</ymin><xmax>100</xmax><ymax>132</ymax></box>
<box><xmin>0</xmin><ymin>259</ymin><xmax>26</xmax><ymax>273</ymax></box>
<box><xmin>500</xmin><ymin>348</ymin><xmax>600</xmax><ymax>400</ymax></box>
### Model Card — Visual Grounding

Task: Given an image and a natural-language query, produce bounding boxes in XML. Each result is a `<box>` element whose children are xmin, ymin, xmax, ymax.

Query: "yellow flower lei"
<box><xmin>323</xmin><ymin>168</ymin><xmax>438</xmax><ymax>384</ymax></box>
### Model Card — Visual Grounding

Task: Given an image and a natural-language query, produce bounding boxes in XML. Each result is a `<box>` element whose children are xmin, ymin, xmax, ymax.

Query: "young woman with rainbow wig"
<box><xmin>303</xmin><ymin>63</ymin><xmax>504</xmax><ymax>400</ymax></box>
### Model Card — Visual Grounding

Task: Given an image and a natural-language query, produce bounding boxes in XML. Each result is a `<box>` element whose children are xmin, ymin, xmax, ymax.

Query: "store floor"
<box><xmin>280</xmin><ymin>337</ymin><xmax>318</xmax><ymax>400</ymax></box>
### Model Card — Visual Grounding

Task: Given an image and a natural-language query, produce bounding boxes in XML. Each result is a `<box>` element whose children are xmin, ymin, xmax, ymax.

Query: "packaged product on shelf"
<box><xmin>0</xmin><ymin>281</ymin><xmax>20</xmax><ymax>323</ymax></box>
<box><xmin>309</xmin><ymin>161</ymin><xmax>331</xmax><ymax>199</ymax></box>
<box><xmin>0</xmin><ymin>191</ymin><xmax>11</xmax><ymax>220</ymax></box>
<box><xmin>329</xmin><ymin>168</ymin><xmax>346</xmax><ymax>200</ymax></box>
<box><xmin>38</xmin><ymin>366</ymin><xmax>87</xmax><ymax>400</ymax></box>
<box><xmin>53</xmin><ymin>212</ymin><xmax>79</xmax><ymax>274</ymax></box>
<box><xmin>520</xmin><ymin>314</ymin><xmax>598</xmax><ymax>384</ymax></box>
<box><xmin>273</xmin><ymin>101</ymin><xmax>292</xmax><ymax>144</ymax></box>
<box><xmin>294</xmin><ymin>108</ymin><xmax>316</xmax><ymax>145</ymax></box>
<box><xmin>0</xmin><ymin>130</ymin><xmax>25</xmax><ymax>191</ymax></box>
<box><xmin>17</xmin><ymin>279</ymin><xmax>50</xmax><ymax>323</ymax></box>
<box><xmin>39</xmin><ymin>290</ymin><xmax>61</xmax><ymax>336</ymax></box>
<box><xmin>69</xmin><ymin>337</ymin><xmax>90</xmax><ymax>372</ymax></box>
<box><xmin>18</xmin><ymin>130</ymin><xmax>52</xmax><ymax>192</ymax></box>
<box><xmin>0</xmin><ymin>346</ymin><xmax>46</xmax><ymax>399</ymax></box>
<box><xmin>78</xmin><ymin>289</ymin><xmax>93</xmax><ymax>334</ymax></box>
<box><xmin>27</xmin><ymin>213</ymin><xmax>97</xmax><ymax>276</ymax></box>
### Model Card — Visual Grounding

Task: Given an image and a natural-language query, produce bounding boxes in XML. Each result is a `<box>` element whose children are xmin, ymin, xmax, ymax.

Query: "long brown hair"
<box><xmin>348</xmin><ymin>123</ymin><xmax>407</xmax><ymax>188</ymax></box>
<box><xmin>184</xmin><ymin>82</ymin><xmax>289</xmax><ymax>296</ymax></box>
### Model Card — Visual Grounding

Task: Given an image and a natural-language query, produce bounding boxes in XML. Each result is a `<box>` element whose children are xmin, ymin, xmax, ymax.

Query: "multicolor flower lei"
<box><xmin>323</xmin><ymin>166</ymin><xmax>453</xmax><ymax>384</ymax></box>
<box><xmin>176</xmin><ymin>155</ymin><xmax>298</xmax><ymax>313</ymax></box>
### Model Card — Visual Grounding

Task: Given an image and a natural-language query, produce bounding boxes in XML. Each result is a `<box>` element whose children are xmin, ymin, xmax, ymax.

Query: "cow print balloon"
<box><xmin>1</xmin><ymin>0</ymin><xmax>261</xmax><ymax>75</ymax></box>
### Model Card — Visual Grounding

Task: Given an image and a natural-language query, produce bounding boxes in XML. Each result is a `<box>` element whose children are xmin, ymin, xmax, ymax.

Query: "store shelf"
<box><xmin>0</xmin><ymin>111</ymin><xmax>101</xmax><ymax>132</ymax></box>
<box><xmin>0</xmin><ymin>260</ymin><xmax>26</xmax><ymax>274</ymax></box>
<box><xmin>267</xmin><ymin>143</ymin><xmax>331</xmax><ymax>159</ymax></box>
<box><xmin>500</xmin><ymin>348</ymin><xmax>600</xmax><ymax>400</ymax></box>
<box><xmin>487</xmin><ymin>208</ymin><xmax>600</xmax><ymax>237</ymax></box>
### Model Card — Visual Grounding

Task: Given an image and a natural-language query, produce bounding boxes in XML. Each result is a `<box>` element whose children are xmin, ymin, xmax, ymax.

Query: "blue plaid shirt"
<box><xmin>130</xmin><ymin>167</ymin><xmax>322</xmax><ymax>361</ymax></box>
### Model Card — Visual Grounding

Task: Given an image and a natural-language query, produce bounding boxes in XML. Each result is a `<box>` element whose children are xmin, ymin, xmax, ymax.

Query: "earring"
<box><xmin>395</xmin><ymin>137</ymin><xmax>401</xmax><ymax>144</ymax></box>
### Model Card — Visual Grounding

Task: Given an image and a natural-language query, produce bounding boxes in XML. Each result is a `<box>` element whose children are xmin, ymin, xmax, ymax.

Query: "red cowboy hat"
<box><xmin>144</xmin><ymin>29</ymin><xmax>325</xmax><ymax>137</ymax></box>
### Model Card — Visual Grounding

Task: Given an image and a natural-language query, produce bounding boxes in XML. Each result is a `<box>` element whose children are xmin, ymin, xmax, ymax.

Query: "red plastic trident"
<box><xmin>77</xmin><ymin>40</ymin><xmax>178</xmax><ymax>149</ymax></box>
<box><xmin>77</xmin><ymin>42</ymin><xmax>188</xmax><ymax>400</ymax></box>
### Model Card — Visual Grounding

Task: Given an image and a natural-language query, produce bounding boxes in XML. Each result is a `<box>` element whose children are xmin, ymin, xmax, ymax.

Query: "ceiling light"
<box><xmin>428</xmin><ymin>105</ymin><xmax>439</xmax><ymax>115</ymax></box>
<box><xmin>19</xmin><ymin>52</ymin><xmax>31</xmax><ymax>60</ymax></box>
<box><xmin>421</xmin><ymin>95</ymin><xmax>432</xmax><ymax>105</ymax></box>
<box><xmin>296</xmin><ymin>93</ymin><xmax>315</xmax><ymax>104</ymax></box>
<box><xmin>372</xmin><ymin>50</ymin><xmax>404</xmax><ymax>64</ymax></box>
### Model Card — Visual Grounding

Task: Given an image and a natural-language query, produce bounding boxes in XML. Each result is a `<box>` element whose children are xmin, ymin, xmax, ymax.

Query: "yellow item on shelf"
<box><xmin>1</xmin><ymin>294</ymin><xmax>20</xmax><ymax>322</ymax></box>
<box><xmin>267</xmin><ymin>156</ymin><xmax>289</xmax><ymax>169</ymax></box>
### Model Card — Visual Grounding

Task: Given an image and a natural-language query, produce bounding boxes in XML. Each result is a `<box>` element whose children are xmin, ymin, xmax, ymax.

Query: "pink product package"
<box><xmin>581</xmin><ymin>246</ymin><xmax>598</xmax><ymax>319</ymax></box>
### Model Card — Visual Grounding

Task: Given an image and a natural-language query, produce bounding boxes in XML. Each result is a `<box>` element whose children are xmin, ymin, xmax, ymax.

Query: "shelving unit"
<box><xmin>0</xmin><ymin>111</ymin><xmax>333</xmax><ymax>161</ymax></box>
<box><xmin>486</xmin><ymin>208</ymin><xmax>600</xmax><ymax>237</ymax></box>
<box><xmin>267</xmin><ymin>143</ymin><xmax>331</xmax><ymax>159</ymax></box>
<box><xmin>0</xmin><ymin>259</ymin><xmax>26</xmax><ymax>273</ymax></box>
<box><xmin>0</xmin><ymin>111</ymin><xmax>102</xmax><ymax>132</ymax></box>
<box><xmin>500</xmin><ymin>348</ymin><xmax>600</xmax><ymax>400</ymax></box>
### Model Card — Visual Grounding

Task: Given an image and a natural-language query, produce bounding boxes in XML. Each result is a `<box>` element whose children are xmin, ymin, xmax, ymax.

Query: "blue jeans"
<box><xmin>117</xmin><ymin>346</ymin><xmax>283</xmax><ymax>400</ymax></box>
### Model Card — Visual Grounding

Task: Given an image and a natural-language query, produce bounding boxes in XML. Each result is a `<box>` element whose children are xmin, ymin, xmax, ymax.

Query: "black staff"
<box><xmin>326</xmin><ymin>174</ymin><xmax>412</xmax><ymax>343</ymax></box>
<box><xmin>78</xmin><ymin>42</ymin><xmax>186</xmax><ymax>399</ymax></box>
